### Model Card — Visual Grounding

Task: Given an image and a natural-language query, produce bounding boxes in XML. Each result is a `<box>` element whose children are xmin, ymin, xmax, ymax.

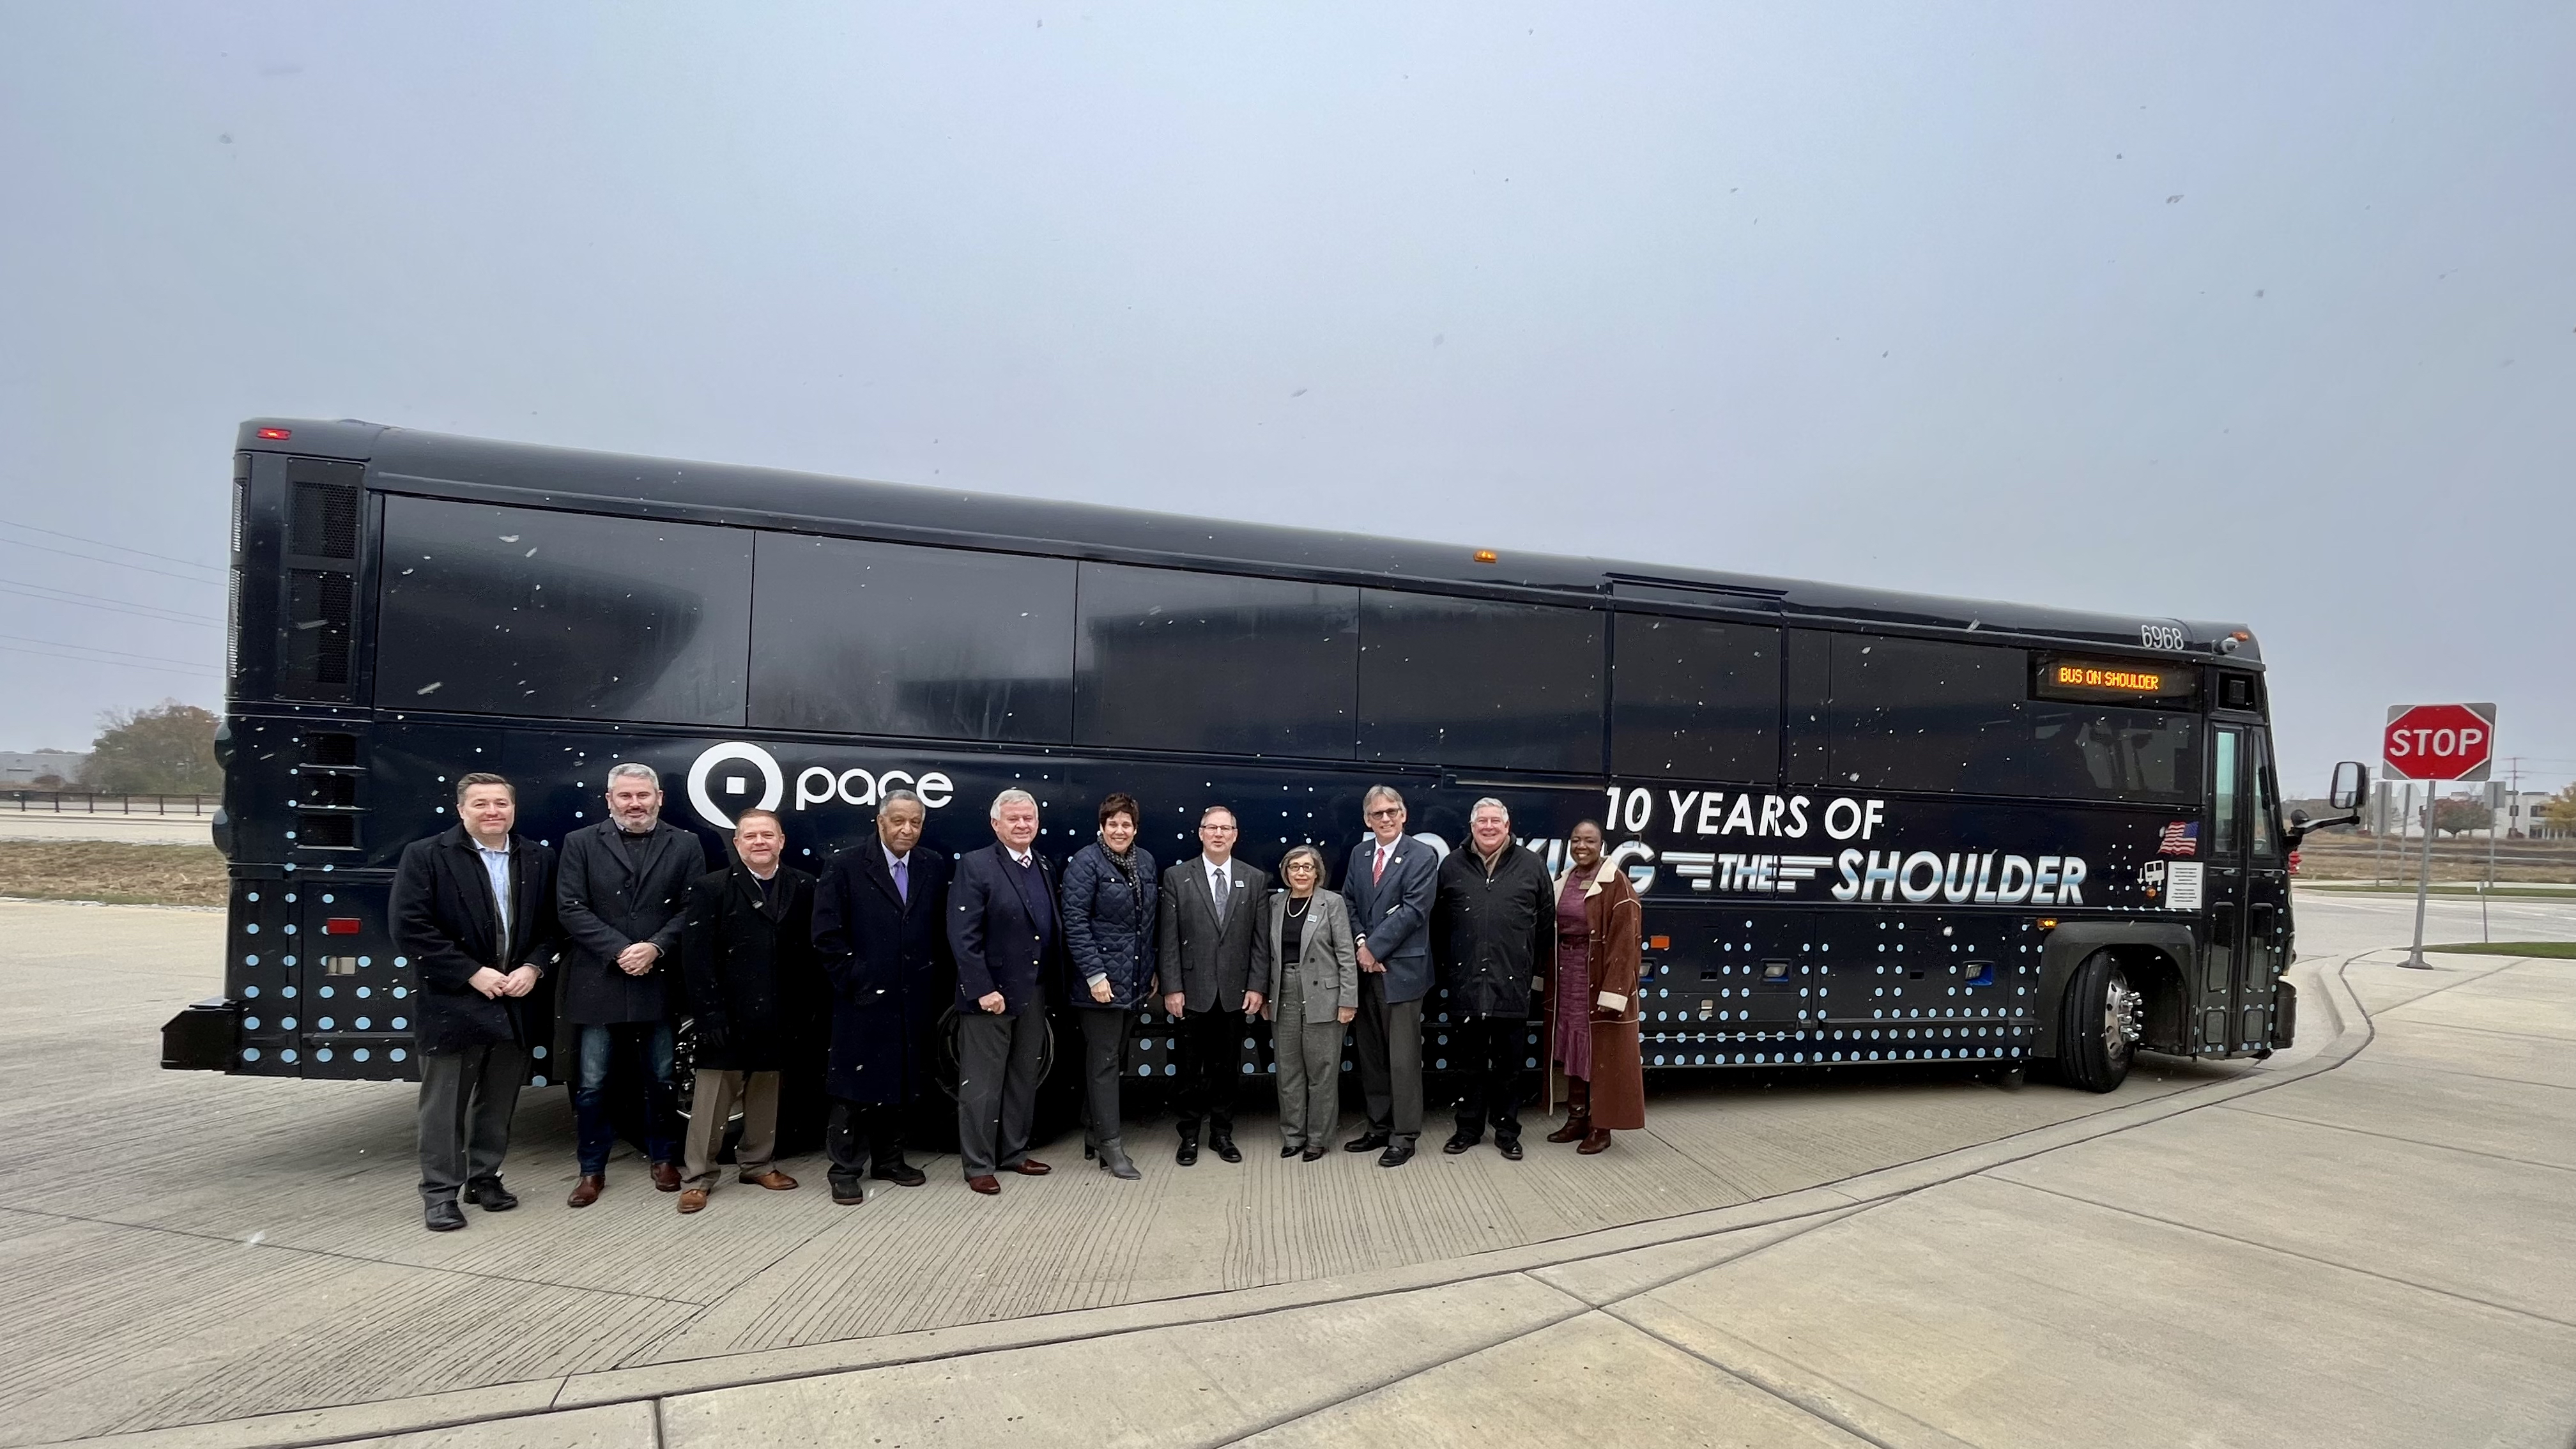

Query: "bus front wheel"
<box><xmin>2054</xmin><ymin>951</ymin><xmax>2139</xmax><ymax>1094</ymax></box>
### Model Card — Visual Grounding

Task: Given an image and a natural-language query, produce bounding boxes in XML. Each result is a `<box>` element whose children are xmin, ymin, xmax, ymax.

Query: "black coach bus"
<box><xmin>164</xmin><ymin>418</ymin><xmax>2365</xmax><ymax>1098</ymax></box>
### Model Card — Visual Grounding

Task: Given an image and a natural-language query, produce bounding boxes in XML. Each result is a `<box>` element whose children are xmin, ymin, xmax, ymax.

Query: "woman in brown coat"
<box><xmin>1545</xmin><ymin>820</ymin><xmax>1644</xmax><ymax>1151</ymax></box>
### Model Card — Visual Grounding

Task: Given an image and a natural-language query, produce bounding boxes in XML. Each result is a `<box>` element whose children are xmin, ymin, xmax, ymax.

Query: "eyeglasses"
<box><xmin>1365</xmin><ymin>808</ymin><xmax>1401</xmax><ymax>819</ymax></box>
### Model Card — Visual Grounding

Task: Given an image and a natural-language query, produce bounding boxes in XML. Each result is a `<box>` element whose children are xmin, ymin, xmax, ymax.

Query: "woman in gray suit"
<box><xmin>1257</xmin><ymin>845</ymin><xmax>1360</xmax><ymax>1161</ymax></box>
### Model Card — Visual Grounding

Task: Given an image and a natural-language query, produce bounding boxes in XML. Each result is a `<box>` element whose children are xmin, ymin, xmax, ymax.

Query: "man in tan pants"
<box><xmin>676</xmin><ymin>808</ymin><xmax>814</xmax><ymax>1213</ymax></box>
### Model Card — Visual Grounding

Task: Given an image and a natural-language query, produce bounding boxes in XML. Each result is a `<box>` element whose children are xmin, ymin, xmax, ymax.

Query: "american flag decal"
<box><xmin>2157</xmin><ymin>821</ymin><xmax>2200</xmax><ymax>856</ymax></box>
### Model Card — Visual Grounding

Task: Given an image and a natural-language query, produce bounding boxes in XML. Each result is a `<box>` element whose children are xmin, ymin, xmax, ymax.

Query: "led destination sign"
<box><xmin>2032</xmin><ymin>656</ymin><xmax>2200</xmax><ymax>709</ymax></box>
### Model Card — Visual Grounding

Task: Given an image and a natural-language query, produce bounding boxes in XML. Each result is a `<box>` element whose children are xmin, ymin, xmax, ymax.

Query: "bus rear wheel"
<box><xmin>2055</xmin><ymin>951</ymin><xmax>2139</xmax><ymax>1093</ymax></box>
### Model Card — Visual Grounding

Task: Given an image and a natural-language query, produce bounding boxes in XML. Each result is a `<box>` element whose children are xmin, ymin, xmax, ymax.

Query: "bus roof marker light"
<box><xmin>1471</xmin><ymin>549</ymin><xmax>1499</xmax><ymax>564</ymax></box>
<box><xmin>256</xmin><ymin>427</ymin><xmax>291</xmax><ymax>440</ymax></box>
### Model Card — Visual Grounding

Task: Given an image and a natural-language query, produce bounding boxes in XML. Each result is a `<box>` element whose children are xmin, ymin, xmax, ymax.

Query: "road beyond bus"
<box><xmin>3</xmin><ymin>889</ymin><xmax>2570</xmax><ymax>1449</ymax></box>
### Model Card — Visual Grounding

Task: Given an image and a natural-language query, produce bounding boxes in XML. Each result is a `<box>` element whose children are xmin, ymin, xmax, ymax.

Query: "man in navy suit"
<box><xmin>811</xmin><ymin>788</ymin><xmax>951</xmax><ymax>1204</ymax></box>
<box><xmin>946</xmin><ymin>787</ymin><xmax>1064</xmax><ymax>1195</ymax></box>
<box><xmin>1338</xmin><ymin>785</ymin><xmax>1441</xmax><ymax>1167</ymax></box>
<box><xmin>390</xmin><ymin>772</ymin><xmax>561</xmax><ymax>1231</ymax></box>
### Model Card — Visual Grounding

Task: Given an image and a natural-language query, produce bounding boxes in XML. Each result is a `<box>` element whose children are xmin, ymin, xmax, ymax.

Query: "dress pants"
<box><xmin>1272</xmin><ymin>972</ymin><xmax>1345</xmax><ymax>1151</ymax></box>
<box><xmin>417</xmin><ymin>1042</ymin><xmax>526</xmax><ymax>1204</ymax></box>
<box><xmin>1353</xmin><ymin>972</ymin><xmax>1425</xmax><ymax>1146</ymax></box>
<box><xmin>954</xmin><ymin>1000</ymin><xmax>1047</xmax><ymax>1178</ymax></box>
<box><xmin>1171</xmin><ymin>1006</ymin><xmax>1247</xmax><ymax>1137</ymax></box>
<box><xmin>680</xmin><ymin>1069</ymin><xmax>778</xmax><ymax>1189</ymax></box>
<box><xmin>574</xmin><ymin>1022</ymin><xmax>678</xmax><ymax>1176</ymax></box>
<box><xmin>825</xmin><ymin>1098</ymin><xmax>908</xmax><ymax>1190</ymax></box>
<box><xmin>1075</xmin><ymin>1006</ymin><xmax>1130</xmax><ymax>1150</ymax></box>
<box><xmin>1450</xmin><ymin>1014</ymin><xmax>1533</xmax><ymax>1144</ymax></box>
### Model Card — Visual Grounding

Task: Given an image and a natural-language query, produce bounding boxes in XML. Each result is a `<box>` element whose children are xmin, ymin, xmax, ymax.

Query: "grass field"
<box><xmin>0</xmin><ymin>841</ymin><xmax>227</xmax><ymax>907</ymax></box>
<box><xmin>2426</xmin><ymin>941</ymin><xmax>2576</xmax><ymax>959</ymax></box>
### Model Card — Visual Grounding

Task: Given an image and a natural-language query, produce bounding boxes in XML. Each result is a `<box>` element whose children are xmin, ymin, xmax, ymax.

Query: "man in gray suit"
<box><xmin>1338</xmin><ymin>785</ymin><xmax>1440</xmax><ymax>1167</ymax></box>
<box><xmin>1156</xmin><ymin>806</ymin><xmax>1270</xmax><ymax>1165</ymax></box>
<box><xmin>555</xmin><ymin>762</ymin><xmax>709</xmax><ymax>1207</ymax></box>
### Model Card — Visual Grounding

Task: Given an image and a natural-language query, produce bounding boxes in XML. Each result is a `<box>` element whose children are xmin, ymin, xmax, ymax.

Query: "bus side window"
<box><xmin>1611</xmin><ymin>613</ymin><xmax>1781</xmax><ymax>783</ymax></box>
<box><xmin>1360</xmin><ymin>590</ymin><xmax>1602</xmax><ymax>774</ymax></box>
<box><xmin>2248</xmin><ymin>730</ymin><xmax>2282</xmax><ymax>862</ymax></box>
<box><xmin>2211</xmin><ymin>728</ymin><xmax>2242</xmax><ymax>856</ymax></box>
<box><xmin>1075</xmin><ymin>564</ymin><xmax>1358</xmax><ymax>759</ymax></box>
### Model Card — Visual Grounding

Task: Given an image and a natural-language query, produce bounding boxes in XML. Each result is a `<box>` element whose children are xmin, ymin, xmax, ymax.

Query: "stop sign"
<box><xmin>2382</xmin><ymin>702</ymin><xmax>2497</xmax><ymax>781</ymax></box>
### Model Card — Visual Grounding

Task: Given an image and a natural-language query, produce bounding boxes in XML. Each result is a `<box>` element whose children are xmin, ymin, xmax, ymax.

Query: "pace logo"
<box><xmin>685</xmin><ymin>740</ymin><xmax>958</xmax><ymax>830</ymax></box>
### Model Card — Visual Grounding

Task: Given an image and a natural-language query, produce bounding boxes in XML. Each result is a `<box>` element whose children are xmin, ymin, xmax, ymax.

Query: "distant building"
<box><xmin>0</xmin><ymin>750</ymin><xmax>89</xmax><ymax>786</ymax></box>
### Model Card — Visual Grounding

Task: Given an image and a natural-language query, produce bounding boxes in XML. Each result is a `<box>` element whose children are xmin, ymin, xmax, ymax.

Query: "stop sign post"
<box><xmin>2384</xmin><ymin>702</ymin><xmax>2499</xmax><ymax>969</ymax></box>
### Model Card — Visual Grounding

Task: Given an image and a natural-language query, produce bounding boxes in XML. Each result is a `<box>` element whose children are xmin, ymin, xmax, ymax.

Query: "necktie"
<box><xmin>1211</xmin><ymin>868</ymin><xmax>1229</xmax><ymax>924</ymax></box>
<box><xmin>1373</xmin><ymin>845</ymin><xmax>1388</xmax><ymax>884</ymax></box>
<box><xmin>893</xmin><ymin>855</ymin><xmax>908</xmax><ymax>904</ymax></box>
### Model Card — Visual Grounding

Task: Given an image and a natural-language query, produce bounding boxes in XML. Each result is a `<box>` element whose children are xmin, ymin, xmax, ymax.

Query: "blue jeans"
<box><xmin>573</xmin><ymin>1022</ymin><xmax>678</xmax><ymax>1175</ymax></box>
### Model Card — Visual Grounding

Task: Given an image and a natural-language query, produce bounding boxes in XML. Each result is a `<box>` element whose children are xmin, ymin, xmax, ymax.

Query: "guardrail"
<box><xmin>2</xmin><ymin>792</ymin><xmax>220</xmax><ymax>816</ymax></box>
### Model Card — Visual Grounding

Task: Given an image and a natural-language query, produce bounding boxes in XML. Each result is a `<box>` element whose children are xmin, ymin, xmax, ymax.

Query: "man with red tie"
<box><xmin>1338</xmin><ymin>786</ymin><xmax>1439</xmax><ymax>1168</ymax></box>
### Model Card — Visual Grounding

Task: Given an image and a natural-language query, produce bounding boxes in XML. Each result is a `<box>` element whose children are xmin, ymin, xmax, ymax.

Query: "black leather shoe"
<box><xmin>1442</xmin><ymin>1133</ymin><xmax>1478</xmax><ymax>1155</ymax></box>
<box><xmin>1301</xmin><ymin>1146</ymin><xmax>1328</xmax><ymax>1162</ymax></box>
<box><xmin>1211</xmin><ymin>1133</ymin><xmax>1243</xmax><ymax>1165</ymax></box>
<box><xmin>1281</xmin><ymin>1144</ymin><xmax>1302</xmax><ymax>1158</ymax></box>
<box><xmin>464</xmin><ymin>1177</ymin><xmax>518</xmax><ymax>1211</ymax></box>
<box><xmin>1377</xmin><ymin>1142</ymin><xmax>1415</xmax><ymax>1169</ymax></box>
<box><xmin>424</xmin><ymin>1198</ymin><xmax>467</xmax><ymax>1232</ymax></box>
<box><xmin>1344</xmin><ymin>1131</ymin><xmax>1389</xmax><ymax>1154</ymax></box>
<box><xmin>830</xmin><ymin>1181</ymin><xmax>866</xmax><ymax>1206</ymax></box>
<box><xmin>1496</xmin><ymin>1138</ymin><xmax>1525</xmax><ymax>1162</ymax></box>
<box><xmin>871</xmin><ymin>1162</ymin><xmax>928</xmax><ymax>1188</ymax></box>
<box><xmin>1176</xmin><ymin>1135</ymin><xmax>1200</xmax><ymax>1167</ymax></box>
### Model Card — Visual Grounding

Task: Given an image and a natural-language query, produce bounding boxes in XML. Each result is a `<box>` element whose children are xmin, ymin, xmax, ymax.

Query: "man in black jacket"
<box><xmin>947</xmin><ymin>788</ymin><xmax>1064</xmax><ymax>1195</ymax></box>
<box><xmin>556</xmin><ymin>762</ymin><xmax>710</xmax><ymax>1207</ymax></box>
<box><xmin>390</xmin><ymin>772</ymin><xmax>561</xmax><ymax>1232</ymax></box>
<box><xmin>811</xmin><ymin>789</ymin><xmax>950</xmax><ymax>1204</ymax></box>
<box><xmin>1433</xmin><ymin>797</ymin><xmax>1554</xmax><ymax>1162</ymax></box>
<box><xmin>675</xmin><ymin>807</ymin><xmax>813</xmax><ymax>1214</ymax></box>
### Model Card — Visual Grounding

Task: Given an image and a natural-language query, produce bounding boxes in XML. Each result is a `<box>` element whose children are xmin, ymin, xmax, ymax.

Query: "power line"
<box><xmin>0</xmin><ymin>631</ymin><xmax>217</xmax><ymax>670</ymax></box>
<box><xmin>0</xmin><ymin>578</ymin><xmax>218</xmax><ymax>627</ymax></box>
<box><xmin>0</xmin><ymin>518</ymin><xmax>226</xmax><ymax>574</ymax></box>
<box><xmin>0</xmin><ymin>535</ymin><xmax>226</xmax><ymax>586</ymax></box>
<box><xmin>0</xmin><ymin>642</ymin><xmax>220</xmax><ymax>679</ymax></box>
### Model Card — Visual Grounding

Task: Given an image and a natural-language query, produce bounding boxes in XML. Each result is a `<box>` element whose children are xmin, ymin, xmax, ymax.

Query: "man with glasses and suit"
<box><xmin>1339</xmin><ymin>785</ymin><xmax>1439</xmax><ymax>1167</ymax></box>
<box><xmin>555</xmin><ymin>762</ymin><xmax>709</xmax><ymax>1207</ymax></box>
<box><xmin>1156</xmin><ymin>806</ymin><xmax>1271</xmax><ymax>1166</ymax></box>
<box><xmin>391</xmin><ymin>772</ymin><xmax>560</xmax><ymax>1231</ymax></box>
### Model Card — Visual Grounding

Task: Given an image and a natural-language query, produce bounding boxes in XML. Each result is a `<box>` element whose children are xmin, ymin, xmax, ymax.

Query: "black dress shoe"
<box><xmin>464</xmin><ymin>1177</ymin><xmax>518</xmax><ymax>1211</ymax></box>
<box><xmin>1496</xmin><ymin>1138</ymin><xmax>1524</xmax><ymax>1162</ymax></box>
<box><xmin>1301</xmin><ymin>1146</ymin><xmax>1328</xmax><ymax>1162</ymax></box>
<box><xmin>1211</xmin><ymin>1135</ymin><xmax>1243</xmax><ymax>1164</ymax></box>
<box><xmin>830</xmin><ymin>1180</ymin><xmax>866</xmax><ymax>1206</ymax></box>
<box><xmin>871</xmin><ymin>1162</ymin><xmax>928</xmax><ymax>1188</ymax></box>
<box><xmin>1282</xmin><ymin>1144</ymin><xmax>1302</xmax><ymax>1158</ymax></box>
<box><xmin>1442</xmin><ymin>1133</ymin><xmax>1478</xmax><ymax>1155</ymax></box>
<box><xmin>1176</xmin><ymin>1137</ymin><xmax>1200</xmax><ymax>1167</ymax></box>
<box><xmin>424</xmin><ymin>1198</ymin><xmax>467</xmax><ymax>1232</ymax></box>
<box><xmin>1344</xmin><ymin>1131</ymin><xmax>1390</xmax><ymax>1154</ymax></box>
<box><xmin>1377</xmin><ymin>1142</ymin><xmax>1416</xmax><ymax>1169</ymax></box>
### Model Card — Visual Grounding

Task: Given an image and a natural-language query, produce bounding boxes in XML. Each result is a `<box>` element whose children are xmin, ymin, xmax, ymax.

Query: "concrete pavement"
<box><xmin>2</xmin><ymin>896</ymin><xmax>2570</xmax><ymax>1447</ymax></box>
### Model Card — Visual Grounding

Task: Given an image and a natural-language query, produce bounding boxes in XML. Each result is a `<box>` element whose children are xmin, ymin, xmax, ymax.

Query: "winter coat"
<box><xmin>1545</xmin><ymin>860</ymin><xmax>1646</xmax><ymax>1131</ymax></box>
<box><xmin>1432</xmin><ymin>841</ymin><xmax>1555</xmax><ymax>1020</ymax></box>
<box><xmin>678</xmin><ymin>862</ymin><xmax>816</xmax><ymax>1073</ymax></box>
<box><xmin>811</xmin><ymin>841</ymin><xmax>953</xmax><ymax>1105</ymax></box>
<box><xmin>554</xmin><ymin>819</ymin><xmax>709</xmax><ymax>1025</ymax></box>
<box><xmin>390</xmin><ymin>826</ymin><xmax>562</xmax><ymax>1054</ymax></box>
<box><xmin>1061</xmin><ymin>841</ymin><xmax>1160</xmax><ymax>1009</ymax></box>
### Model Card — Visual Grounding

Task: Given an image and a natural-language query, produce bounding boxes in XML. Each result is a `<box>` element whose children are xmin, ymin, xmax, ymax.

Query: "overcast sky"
<box><xmin>2</xmin><ymin>3</ymin><xmax>2568</xmax><ymax>795</ymax></box>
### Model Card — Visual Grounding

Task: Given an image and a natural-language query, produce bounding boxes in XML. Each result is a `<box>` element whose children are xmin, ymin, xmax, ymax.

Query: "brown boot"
<box><xmin>1577</xmin><ymin>1128</ymin><xmax>1613</xmax><ymax>1155</ymax></box>
<box><xmin>1547</xmin><ymin>1079</ymin><xmax>1591</xmax><ymax>1144</ymax></box>
<box><xmin>565</xmin><ymin>1174</ymin><xmax>604</xmax><ymax>1208</ymax></box>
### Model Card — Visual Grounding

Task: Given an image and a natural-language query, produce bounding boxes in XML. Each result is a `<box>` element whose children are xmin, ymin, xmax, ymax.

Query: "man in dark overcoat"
<box><xmin>390</xmin><ymin>772</ymin><xmax>560</xmax><ymax>1231</ymax></box>
<box><xmin>555</xmin><ymin>761</ymin><xmax>710</xmax><ymax>1206</ymax></box>
<box><xmin>1154</xmin><ymin>804</ymin><xmax>1271</xmax><ymax>1165</ymax></box>
<box><xmin>1432</xmin><ymin>797</ymin><xmax>1554</xmax><ymax>1161</ymax></box>
<box><xmin>675</xmin><ymin>806</ymin><xmax>815</xmax><ymax>1213</ymax></box>
<box><xmin>947</xmin><ymin>787</ymin><xmax>1066</xmax><ymax>1195</ymax></box>
<box><xmin>810</xmin><ymin>788</ymin><xmax>951</xmax><ymax>1204</ymax></box>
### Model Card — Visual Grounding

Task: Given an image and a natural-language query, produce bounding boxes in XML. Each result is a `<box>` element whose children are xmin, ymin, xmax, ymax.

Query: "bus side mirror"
<box><xmin>2329</xmin><ymin>762</ymin><xmax>2368</xmax><ymax>812</ymax></box>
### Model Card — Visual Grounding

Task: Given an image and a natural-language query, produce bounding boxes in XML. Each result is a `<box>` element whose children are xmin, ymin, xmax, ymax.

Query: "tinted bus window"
<box><xmin>1830</xmin><ymin>634</ymin><xmax>2195</xmax><ymax>801</ymax></box>
<box><xmin>1611</xmin><ymin>613</ymin><xmax>1780</xmax><ymax>781</ymax></box>
<box><xmin>1360</xmin><ymin>590</ymin><xmax>1602</xmax><ymax>773</ymax></box>
<box><xmin>751</xmin><ymin>534</ymin><xmax>1075</xmax><ymax>744</ymax></box>
<box><xmin>1075</xmin><ymin>563</ymin><xmax>1357</xmax><ymax>758</ymax></box>
<box><xmin>376</xmin><ymin>497</ymin><xmax>752</xmax><ymax>725</ymax></box>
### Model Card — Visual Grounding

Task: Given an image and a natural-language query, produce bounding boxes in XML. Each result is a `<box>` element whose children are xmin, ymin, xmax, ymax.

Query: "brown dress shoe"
<box><xmin>966</xmin><ymin>1174</ymin><xmax>1002</xmax><ymax>1195</ymax></box>
<box><xmin>739</xmin><ymin>1170</ymin><xmax>798</xmax><ymax>1191</ymax></box>
<box><xmin>1577</xmin><ymin>1128</ymin><xmax>1613</xmax><ymax>1155</ymax></box>
<box><xmin>1007</xmin><ymin>1159</ymin><xmax>1052</xmax><ymax>1176</ymax></box>
<box><xmin>677</xmin><ymin>1188</ymin><xmax>709</xmax><ymax>1214</ymax></box>
<box><xmin>650</xmin><ymin>1162</ymin><xmax>682</xmax><ymax>1192</ymax></box>
<box><xmin>566</xmin><ymin>1175</ymin><xmax>604</xmax><ymax>1208</ymax></box>
<box><xmin>1546</xmin><ymin>1116</ymin><xmax>1591</xmax><ymax>1144</ymax></box>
